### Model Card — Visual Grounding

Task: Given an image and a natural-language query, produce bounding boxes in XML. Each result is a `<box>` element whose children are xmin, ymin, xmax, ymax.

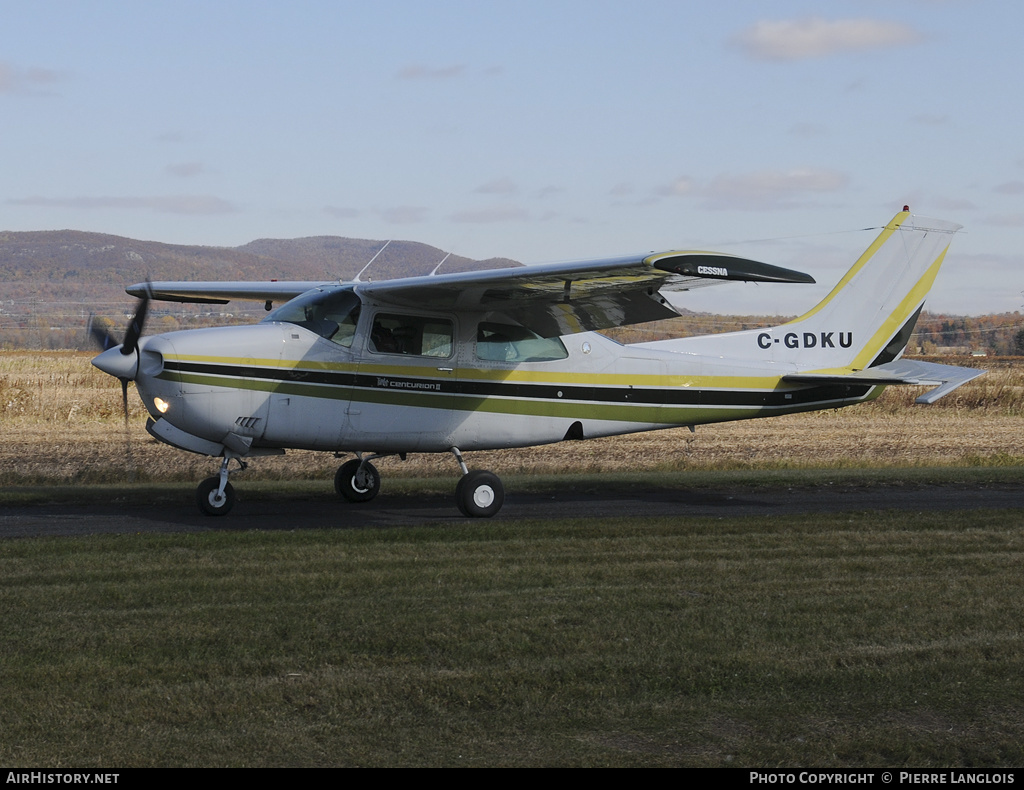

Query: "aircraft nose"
<box><xmin>92</xmin><ymin>345</ymin><xmax>139</xmax><ymax>380</ymax></box>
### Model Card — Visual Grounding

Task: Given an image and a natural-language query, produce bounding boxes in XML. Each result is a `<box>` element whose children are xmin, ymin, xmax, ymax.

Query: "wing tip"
<box><xmin>649</xmin><ymin>253</ymin><xmax>815</xmax><ymax>284</ymax></box>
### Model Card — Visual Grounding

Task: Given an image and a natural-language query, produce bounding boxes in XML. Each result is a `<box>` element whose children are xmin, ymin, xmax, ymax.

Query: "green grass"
<box><xmin>2</xmin><ymin>510</ymin><xmax>1024</xmax><ymax>766</ymax></box>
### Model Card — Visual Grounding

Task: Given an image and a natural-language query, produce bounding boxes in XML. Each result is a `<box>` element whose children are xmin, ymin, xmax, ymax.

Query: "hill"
<box><xmin>0</xmin><ymin>229</ymin><xmax>517</xmax><ymax>292</ymax></box>
<box><xmin>0</xmin><ymin>230</ymin><xmax>519</xmax><ymax>348</ymax></box>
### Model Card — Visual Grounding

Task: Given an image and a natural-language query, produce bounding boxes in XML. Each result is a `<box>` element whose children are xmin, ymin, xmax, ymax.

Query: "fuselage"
<box><xmin>128</xmin><ymin>287</ymin><xmax>878</xmax><ymax>458</ymax></box>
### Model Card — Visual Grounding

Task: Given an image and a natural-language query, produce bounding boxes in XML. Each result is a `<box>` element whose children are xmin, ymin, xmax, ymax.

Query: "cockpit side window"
<box><xmin>476</xmin><ymin>322</ymin><xmax>568</xmax><ymax>362</ymax></box>
<box><xmin>369</xmin><ymin>313</ymin><xmax>453</xmax><ymax>358</ymax></box>
<box><xmin>262</xmin><ymin>288</ymin><xmax>361</xmax><ymax>346</ymax></box>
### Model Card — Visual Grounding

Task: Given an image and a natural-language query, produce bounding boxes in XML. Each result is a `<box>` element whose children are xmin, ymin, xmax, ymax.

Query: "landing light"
<box><xmin>154</xmin><ymin>397</ymin><xmax>170</xmax><ymax>414</ymax></box>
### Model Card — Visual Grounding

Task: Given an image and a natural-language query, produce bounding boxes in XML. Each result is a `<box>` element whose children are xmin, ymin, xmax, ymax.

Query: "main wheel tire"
<box><xmin>196</xmin><ymin>477</ymin><xmax>236</xmax><ymax>516</ymax></box>
<box><xmin>455</xmin><ymin>470</ymin><xmax>504</xmax><ymax>518</ymax></box>
<box><xmin>335</xmin><ymin>459</ymin><xmax>380</xmax><ymax>503</ymax></box>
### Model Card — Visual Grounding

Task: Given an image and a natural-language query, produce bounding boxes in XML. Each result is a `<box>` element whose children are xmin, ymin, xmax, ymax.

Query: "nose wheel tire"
<box><xmin>456</xmin><ymin>470</ymin><xmax>504</xmax><ymax>518</ymax></box>
<box><xmin>335</xmin><ymin>459</ymin><xmax>381</xmax><ymax>503</ymax></box>
<box><xmin>196</xmin><ymin>477</ymin><xmax>236</xmax><ymax>516</ymax></box>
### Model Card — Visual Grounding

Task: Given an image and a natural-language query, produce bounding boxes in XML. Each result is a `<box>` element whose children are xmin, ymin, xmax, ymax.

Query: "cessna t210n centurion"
<box><xmin>92</xmin><ymin>208</ymin><xmax>981</xmax><ymax>517</ymax></box>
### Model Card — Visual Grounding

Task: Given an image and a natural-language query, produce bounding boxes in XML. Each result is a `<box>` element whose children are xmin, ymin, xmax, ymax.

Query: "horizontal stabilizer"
<box><xmin>784</xmin><ymin>360</ymin><xmax>985</xmax><ymax>404</ymax></box>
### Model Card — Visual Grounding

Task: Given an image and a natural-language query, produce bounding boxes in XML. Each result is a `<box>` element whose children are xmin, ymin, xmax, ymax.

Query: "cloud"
<box><xmin>449</xmin><ymin>206</ymin><xmax>529</xmax><ymax>223</ymax></box>
<box><xmin>375</xmin><ymin>206</ymin><xmax>429</xmax><ymax>224</ymax></box>
<box><xmin>994</xmin><ymin>181</ymin><xmax>1024</xmax><ymax>195</ymax></box>
<box><xmin>912</xmin><ymin>113</ymin><xmax>948</xmax><ymax>126</ymax></box>
<box><xmin>931</xmin><ymin>196</ymin><xmax>977</xmax><ymax>212</ymax></box>
<box><xmin>655</xmin><ymin>177</ymin><xmax>695</xmax><ymax>197</ymax></box>
<box><xmin>396</xmin><ymin>64</ymin><xmax>466</xmax><ymax>80</ymax></box>
<box><xmin>789</xmin><ymin>123</ymin><xmax>829</xmax><ymax>138</ymax></box>
<box><xmin>165</xmin><ymin>162</ymin><xmax>207</xmax><ymax>177</ymax></box>
<box><xmin>535</xmin><ymin>185</ymin><xmax>564</xmax><ymax>199</ymax></box>
<box><xmin>324</xmin><ymin>206</ymin><xmax>360</xmax><ymax>219</ymax></box>
<box><xmin>475</xmin><ymin>178</ymin><xmax>518</xmax><ymax>195</ymax></box>
<box><xmin>702</xmin><ymin>168</ymin><xmax>848</xmax><ymax>209</ymax></box>
<box><xmin>0</xmin><ymin>61</ymin><xmax>64</xmax><ymax>94</ymax></box>
<box><xmin>9</xmin><ymin>194</ymin><xmax>236</xmax><ymax>215</ymax></box>
<box><xmin>611</xmin><ymin>181</ymin><xmax>659</xmax><ymax>207</ymax></box>
<box><xmin>733</xmin><ymin>17</ymin><xmax>923</xmax><ymax>61</ymax></box>
<box><xmin>983</xmin><ymin>213</ymin><xmax>1024</xmax><ymax>227</ymax></box>
<box><xmin>651</xmin><ymin>169</ymin><xmax>848</xmax><ymax>210</ymax></box>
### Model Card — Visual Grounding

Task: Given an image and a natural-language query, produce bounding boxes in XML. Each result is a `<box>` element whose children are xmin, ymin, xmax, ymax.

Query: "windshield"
<box><xmin>262</xmin><ymin>287</ymin><xmax>361</xmax><ymax>346</ymax></box>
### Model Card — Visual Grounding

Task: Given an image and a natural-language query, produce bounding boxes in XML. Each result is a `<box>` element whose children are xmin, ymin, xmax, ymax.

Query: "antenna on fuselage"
<box><xmin>353</xmin><ymin>240</ymin><xmax>391</xmax><ymax>283</ymax></box>
<box><xmin>429</xmin><ymin>252</ymin><xmax>451</xmax><ymax>276</ymax></box>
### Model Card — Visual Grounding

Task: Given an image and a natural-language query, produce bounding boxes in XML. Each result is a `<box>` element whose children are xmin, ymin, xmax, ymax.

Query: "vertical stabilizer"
<box><xmin>641</xmin><ymin>211</ymin><xmax>962</xmax><ymax>373</ymax></box>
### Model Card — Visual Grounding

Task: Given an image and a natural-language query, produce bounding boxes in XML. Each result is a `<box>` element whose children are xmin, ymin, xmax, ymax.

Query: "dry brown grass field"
<box><xmin>1</xmin><ymin>351</ymin><xmax>1020</xmax><ymax>486</ymax></box>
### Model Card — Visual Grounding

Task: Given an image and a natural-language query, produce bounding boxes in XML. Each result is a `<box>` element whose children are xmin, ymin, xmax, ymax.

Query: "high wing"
<box><xmin>129</xmin><ymin>251</ymin><xmax>813</xmax><ymax>338</ymax></box>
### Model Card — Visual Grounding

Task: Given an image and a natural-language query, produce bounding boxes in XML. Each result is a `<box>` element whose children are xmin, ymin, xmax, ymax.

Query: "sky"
<box><xmin>3</xmin><ymin>0</ymin><xmax>1023</xmax><ymax>315</ymax></box>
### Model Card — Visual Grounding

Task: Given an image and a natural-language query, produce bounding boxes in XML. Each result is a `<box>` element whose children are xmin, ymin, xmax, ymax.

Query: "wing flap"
<box><xmin>359</xmin><ymin>251</ymin><xmax>812</xmax><ymax>337</ymax></box>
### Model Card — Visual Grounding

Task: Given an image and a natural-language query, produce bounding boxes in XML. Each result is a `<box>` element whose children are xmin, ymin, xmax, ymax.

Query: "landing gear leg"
<box><xmin>451</xmin><ymin>447</ymin><xmax>504</xmax><ymax>518</ymax></box>
<box><xmin>196</xmin><ymin>454</ymin><xmax>245</xmax><ymax>516</ymax></box>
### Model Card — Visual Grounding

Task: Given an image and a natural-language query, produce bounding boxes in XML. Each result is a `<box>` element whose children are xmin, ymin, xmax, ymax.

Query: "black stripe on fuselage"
<box><xmin>163</xmin><ymin>359</ymin><xmax>871</xmax><ymax>408</ymax></box>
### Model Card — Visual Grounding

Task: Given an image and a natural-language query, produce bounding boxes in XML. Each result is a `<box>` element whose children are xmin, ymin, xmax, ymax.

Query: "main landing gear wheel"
<box><xmin>456</xmin><ymin>470</ymin><xmax>504</xmax><ymax>518</ymax></box>
<box><xmin>196</xmin><ymin>476</ymin><xmax>236</xmax><ymax>517</ymax></box>
<box><xmin>335</xmin><ymin>459</ymin><xmax>381</xmax><ymax>503</ymax></box>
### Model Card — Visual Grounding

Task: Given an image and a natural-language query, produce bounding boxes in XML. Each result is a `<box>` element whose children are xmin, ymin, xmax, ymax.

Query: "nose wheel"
<box><xmin>195</xmin><ymin>454</ymin><xmax>245</xmax><ymax>516</ymax></box>
<box><xmin>196</xmin><ymin>477</ymin><xmax>236</xmax><ymax>516</ymax></box>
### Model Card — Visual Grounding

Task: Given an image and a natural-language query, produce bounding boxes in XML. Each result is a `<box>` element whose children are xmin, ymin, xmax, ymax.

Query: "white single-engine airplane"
<box><xmin>92</xmin><ymin>208</ymin><xmax>981</xmax><ymax>517</ymax></box>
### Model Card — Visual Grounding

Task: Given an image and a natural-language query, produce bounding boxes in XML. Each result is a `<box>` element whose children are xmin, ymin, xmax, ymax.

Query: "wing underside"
<box><xmin>353</xmin><ymin>251</ymin><xmax>812</xmax><ymax>337</ymax></box>
<box><xmin>127</xmin><ymin>250</ymin><xmax>813</xmax><ymax>337</ymax></box>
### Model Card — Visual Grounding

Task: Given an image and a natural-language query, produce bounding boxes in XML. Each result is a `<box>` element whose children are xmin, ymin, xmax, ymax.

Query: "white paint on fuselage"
<box><xmin>133</xmin><ymin>312</ymin><xmax>856</xmax><ymax>459</ymax></box>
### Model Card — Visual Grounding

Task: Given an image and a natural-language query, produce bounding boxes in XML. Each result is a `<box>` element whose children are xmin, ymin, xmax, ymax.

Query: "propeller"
<box><xmin>89</xmin><ymin>285</ymin><xmax>152</xmax><ymax>433</ymax></box>
<box><xmin>90</xmin><ymin>282</ymin><xmax>151</xmax><ymax>352</ymax></box>
<box><xmin>90</xmin><ymin>285</ymin><xmax>152</xmax><ymax>371</ymax></box>
<box><xmin>121</xmin><ymin>288</ymin><xmax>150</xmax><ymax>356</ymax></box>
<box><xmin>87</xmin><ymin>315</ymin><xmax>120</xmax><ymax>352</ymax></box>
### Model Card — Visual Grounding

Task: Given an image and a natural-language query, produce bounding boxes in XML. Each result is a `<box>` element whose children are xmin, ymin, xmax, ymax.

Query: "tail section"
<box><xmin>772</xmin><ymin>210</ymin><xmax>961</xmax><ymax>372</ymax></box>
<box><xmin>639</xmin><ymin>210</ymin><xmax>982</xmax><ymax>402</ymax></box>
<box><xmin>645</xmin><ymin>210</ymin><xmax>962</xmax><ymax>372</ymax></box>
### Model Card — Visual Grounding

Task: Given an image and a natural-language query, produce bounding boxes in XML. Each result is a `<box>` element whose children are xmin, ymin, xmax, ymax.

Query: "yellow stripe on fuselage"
<box><xmin>170</xmin><ymin>353</ymin><xmax>360</xmax><ymax>371</ymax></box>
<box><xmin>167</xmin><ymin>353</ymin><xmax>790</xmax><ymax>391</ymax></box>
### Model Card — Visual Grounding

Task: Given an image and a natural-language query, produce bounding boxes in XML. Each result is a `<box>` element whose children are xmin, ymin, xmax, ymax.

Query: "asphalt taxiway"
<box><xmin>2</xmin><ymin>483</ymin><xmax>1022</xmax><ymax>539</ymax></box>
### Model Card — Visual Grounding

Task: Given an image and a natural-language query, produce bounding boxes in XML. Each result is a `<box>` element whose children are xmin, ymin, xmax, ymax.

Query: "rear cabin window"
<box><xmin>476</xmin><ymin>322</ymin><xmax>568</xmax><ymax>362</ymax></box>
<box><xmin>369</xmin><ymin>313</ymin><xmax>453</xmax><ymax>358</ymax></box>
